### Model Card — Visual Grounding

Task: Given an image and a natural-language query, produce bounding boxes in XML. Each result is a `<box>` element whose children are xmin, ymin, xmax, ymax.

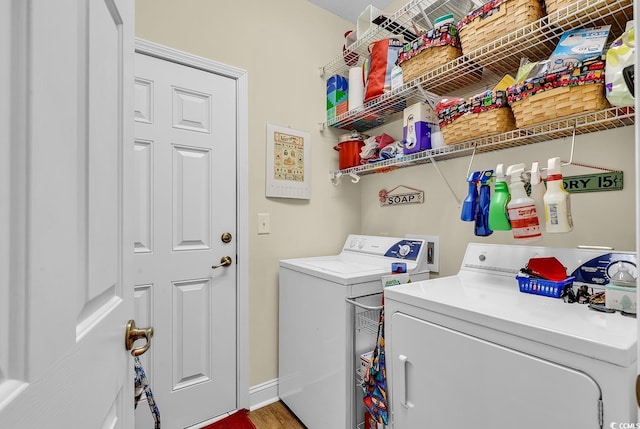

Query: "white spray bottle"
<box><xmin>529</xmin><ymin>161</ymin><xmax>546</xmax><ymax>233</ymax></box>
<box><xmin>544</xmin><ymin>157</ymin><xmax>573</xmax><ymax>233</ymax></box>
<box><xmin>506</xmin><ymin>163</ymin><xmax>542</xmax><ymax>242</ymax></box>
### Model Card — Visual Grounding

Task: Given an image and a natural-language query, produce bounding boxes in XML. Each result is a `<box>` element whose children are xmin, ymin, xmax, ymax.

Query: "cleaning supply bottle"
<box><xmin>544</xmin><ymin>157</ymin><xmax>573</xmax><ymax>233</ymax></box>
<box><xmin>506</xmin><ymin>163</ymin><xmax>542</xmax><ymax>242</ymax></box>
<box><xmin>474</xmin><ymin>170</ymin><xmax>493</xmax><ymax>236</ymax></box>
<box><xmin>529</xmin><ymin>161</ymin><xmax>546</xmax><ymax>232</ymax></box>
<box><xmin>488</xmin><ymin>164</ymin><xmax>511</xmax><ymax>231</ymax></box>
<box><xmin>461</xmin><ymin>171</ymin><xmax>481</xmax><ymax>222</ymax></box>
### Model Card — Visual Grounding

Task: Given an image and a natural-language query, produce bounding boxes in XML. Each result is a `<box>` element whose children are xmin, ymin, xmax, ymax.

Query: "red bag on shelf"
<box><xmin>364</xmin><ymin>38</ymin><xmax>403</xmax><ymax>103</ymax></box>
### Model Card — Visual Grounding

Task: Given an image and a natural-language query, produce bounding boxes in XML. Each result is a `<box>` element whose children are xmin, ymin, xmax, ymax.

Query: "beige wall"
<box><xmin>359</xmin><ymin>125</ymin><xmax>636</xmax><ymax>277</ymax></box>
<box><xmin>135</xmin><ymin>0</ymin><xmax>637</xmax><ymax>391</ymax></box>
<box><xmin>135</xmin><ymin>0</ymin><xmax>362</xmax><ymax>387</ymax></box>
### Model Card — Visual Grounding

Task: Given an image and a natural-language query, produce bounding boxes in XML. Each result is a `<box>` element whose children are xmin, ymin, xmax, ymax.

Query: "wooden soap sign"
<box><xmin>379</xmin><ymin>185</ymin><xmax>424</xmax><ymax>206</ymax></box>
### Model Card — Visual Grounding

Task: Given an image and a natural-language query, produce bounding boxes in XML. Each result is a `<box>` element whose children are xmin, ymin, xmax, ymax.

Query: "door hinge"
<box><xmin>598</xmin><ymin>399</ymin><xmax>603</xmax><ymax>429</ymax></box>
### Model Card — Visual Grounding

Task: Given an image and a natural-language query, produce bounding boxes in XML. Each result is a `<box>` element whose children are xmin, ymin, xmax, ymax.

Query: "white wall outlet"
<box><xmin>258</xmin><ymin>213</ymin><xmax>270</xmax><ymax>234</ymax></box>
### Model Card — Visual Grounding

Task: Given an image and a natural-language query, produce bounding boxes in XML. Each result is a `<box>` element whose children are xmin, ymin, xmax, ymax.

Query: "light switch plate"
<box><xmin>258</xmin><ymin>213</ymin><xmax>270</xmax><ymax>234</ymax></box>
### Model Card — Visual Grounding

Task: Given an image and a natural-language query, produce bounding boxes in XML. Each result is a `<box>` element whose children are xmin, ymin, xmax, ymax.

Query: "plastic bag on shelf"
<box><xmin>364</xmin><ymin>38</ymin><xmax>404</xmax><ymax>102</ymax></box>
<box><xmin>606</xmin><ymin>24</ymin><xmax>635</xmax><ymax>107</ymax></box>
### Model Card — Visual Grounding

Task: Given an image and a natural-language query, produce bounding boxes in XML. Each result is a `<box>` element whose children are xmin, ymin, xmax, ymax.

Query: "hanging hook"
<box><xmin>349</xmin><ymin>172</ymin><xmax>360</xmax><ymax>183</ymax></box>
<box><xmin>331</xmin><ymin>171</ymin><xmax>342</xmax><ymax>186</ymax></box>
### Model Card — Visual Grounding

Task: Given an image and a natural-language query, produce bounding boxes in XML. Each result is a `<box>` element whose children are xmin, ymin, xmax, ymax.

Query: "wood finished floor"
<box><xmin>249</xmin><ymin>401</ymin><xmax>306</xmax><ymax>429</ymax></box>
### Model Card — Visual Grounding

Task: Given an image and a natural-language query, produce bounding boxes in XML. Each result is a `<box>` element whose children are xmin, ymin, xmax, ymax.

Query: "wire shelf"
<box><xmin>329</xmin><ymin>107</ymin><xmax>635</xmax><ymax>179</ymax></box>
<box><xmin>322</xmin><ymin>0</ymin><xmax>483</xmax><ymax>77</ymax></box>
<box><xmin>322</xmin><ymin>0</ymin><xmax>633</xmax><ymax>132</ymax></box>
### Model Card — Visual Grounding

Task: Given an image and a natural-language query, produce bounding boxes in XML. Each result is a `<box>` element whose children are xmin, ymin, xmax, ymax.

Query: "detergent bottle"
<box><xmin>529</xmin><ymin>161</ymin><xmax>546</xmax><ymax>232</ymax></box>
<box><xmin>474</xmin><ymin>170</ymin><xmax>493</xmax><ymax>236</ymax></box>
<box><xmin>506</xmin><ymin>163</ymin><xmax>541</xmax><ymax>242</ymax></box>
<box><xmin>544</xmin><ymin>157</ymin><xmax>574</xmax><ymax>233</ymax></box>
<box><xmin>488</xmin><ymin>164</ymin><xmax>511</xmax><ymax>231</ymax></box>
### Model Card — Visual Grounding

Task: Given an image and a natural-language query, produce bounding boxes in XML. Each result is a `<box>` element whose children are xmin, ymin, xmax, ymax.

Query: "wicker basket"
<box><xmin>457</xmin><ymin>0</ymin><xmax>545</xmax><ymax>55</ymax></box>
<box><xmin>509</xmin><ymin>84</ymin><xmax>610</xmax><ymax>128</ymax></box>
<box><xmin>546</xmin><ymin>0</ymin><xmax>628</xmax><ymax>15</ymax></box>
<box><xmin>441</xmin><ymin>107</ymin><xmax>516</xmax><ymax>145</ymax></box>
<box><xmin>545</xmin><ymin>0</ymin><xmax>632</xmax><ymax>37</ymax></box>
<box><xmin>400</xmin><ymin>45</ymin><xmax>462</xmax><ymax>83</ymax></box>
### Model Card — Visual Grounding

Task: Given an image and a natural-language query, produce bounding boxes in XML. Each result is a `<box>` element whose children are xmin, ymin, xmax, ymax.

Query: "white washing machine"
<box><xmin>385</xmin><ymin>243</ymin><xmax>637</xmax><ymax>429</ymax></box>
<box><xmin>279</xmin><ymin>234</ymin><xmax>431</xmax><ymax>429</ymax></box>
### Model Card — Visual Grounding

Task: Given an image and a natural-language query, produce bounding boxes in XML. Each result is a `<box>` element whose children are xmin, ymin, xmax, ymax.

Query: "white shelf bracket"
<box><xmin>429</xmin><ymin>155</ymin><xmax>462</xmax><ymax>206</ymax></box>
<box><xmin>417</xmin><ymin>2</ymin><xmax>433</xmax><ymax>30</ymax></box>
<box><xmin>330</xmin><ymin>170</ymin><xmax>342</xmax><ymax>185</ymax></box>
<box><xmin>416</xmin><ymin>84</ymin><xmax>438</xmax><ymax>108</ymax></box>
<box><xmin>563</xmin><ymin>124</ymin><xmax>577</xmax><ymax>167</ymax></box>
<box><xmin>465</xmin><ymin>144</ymin><xmax>478</xmax><ymax>179</ymax></box>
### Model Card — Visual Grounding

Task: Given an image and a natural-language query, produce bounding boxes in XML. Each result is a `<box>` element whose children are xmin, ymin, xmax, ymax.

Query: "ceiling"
<box><xmin>306</xmin><ymin>0</ymin><xmax>396</xmax><ymax>24</ymax></box>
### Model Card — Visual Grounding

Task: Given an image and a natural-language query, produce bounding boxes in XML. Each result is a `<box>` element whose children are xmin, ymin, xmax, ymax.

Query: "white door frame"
<box><xmin>134</xmin><ymin>38</ymin><xmax>250</xmax><ymax>410</ymax></box>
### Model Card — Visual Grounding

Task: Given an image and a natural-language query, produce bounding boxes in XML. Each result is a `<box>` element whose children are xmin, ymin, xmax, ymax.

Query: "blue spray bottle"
<box><xmin>474</xmin><ymin>170</ymin><xmax>494</xmax><ymax>236</ymax></box>
<box><xmin>461</xmin><ymin>171</ymin><xmax>481</xmax><ymax>222</ymax></box>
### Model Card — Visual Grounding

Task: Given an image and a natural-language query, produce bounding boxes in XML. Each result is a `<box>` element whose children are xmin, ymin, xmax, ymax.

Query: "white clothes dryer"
<box><xmin>385</xmin><ymin>243</ymin><xmax>637</xmax><ymax>429</ymax></box>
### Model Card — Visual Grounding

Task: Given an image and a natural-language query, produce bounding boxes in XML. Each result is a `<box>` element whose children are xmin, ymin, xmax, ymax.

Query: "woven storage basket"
<box><xmin>546</xmin><ymin>0</ymin><xmax>628</xmax><ymax>15</ymax></box>
<box><xmin>400</xmin><ymin>45</ymin><xmax>462</xmax><ymax>82</ymax></box>
<box><xmin>545</xmin><ymin>0</ymin><xmax>632</xmax><ymax>37</ymax></box>
<box><xmin>457</xmin><ymin>0</ymin><xmax>545</xmax><ymax>54</ymax></box>
<box><xmin>510</xmin><ymin>84</ymin><xmax>610</xmax><ymax>128</ymax></box>
<box><xmin>442</xmin><ymin>108</ymin><xmax>516</xmax><ymax>145</ymax></box>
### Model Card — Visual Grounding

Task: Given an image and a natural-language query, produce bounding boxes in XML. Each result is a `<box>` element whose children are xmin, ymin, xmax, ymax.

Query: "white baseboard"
<box><xmin>186</xmin><ymin>379</ymin><xmax>280</xmax><ymax>428</ymax></box>
<box><xmin>249</xmin><ymin>378</ymin><xmax>279</xmax><ymax>411</ymax></box>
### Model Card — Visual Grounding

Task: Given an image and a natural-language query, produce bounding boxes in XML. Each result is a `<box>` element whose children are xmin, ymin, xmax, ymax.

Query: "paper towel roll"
<box><xmin>348</xmin><ymin>67</ymin><xmax>364</xmax><ymax>111</ymax></box>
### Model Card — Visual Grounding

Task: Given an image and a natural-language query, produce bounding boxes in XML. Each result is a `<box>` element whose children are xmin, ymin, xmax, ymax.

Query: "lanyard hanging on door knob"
<box><xmin>134</xmin><ymin>356</ymin><xmax>161</xmax><ymax>429</ymax></box>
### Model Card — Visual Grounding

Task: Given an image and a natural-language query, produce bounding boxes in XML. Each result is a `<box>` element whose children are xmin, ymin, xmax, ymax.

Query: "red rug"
<box><xmin>201</xmin><ymin>409</ymin><xmax>256</xmax><ymax>429</ymax></box>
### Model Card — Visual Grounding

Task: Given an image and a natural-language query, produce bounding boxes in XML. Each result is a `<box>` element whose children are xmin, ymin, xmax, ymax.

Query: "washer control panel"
<box><xmin>343</xmin><ymin>234</ymin><xmax>425</xmax><ymax>261</ymax></box>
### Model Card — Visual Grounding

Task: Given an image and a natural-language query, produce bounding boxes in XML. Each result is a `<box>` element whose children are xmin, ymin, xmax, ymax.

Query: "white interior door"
<box><xmin>0</xmin><ymin>0</ymin><xmax>135</xmax><ymax>428</ymax></box>
<box><xmin>133</xmin><ymin>52</ymin><xmax>238</xmax><ymax>428</ymax></box>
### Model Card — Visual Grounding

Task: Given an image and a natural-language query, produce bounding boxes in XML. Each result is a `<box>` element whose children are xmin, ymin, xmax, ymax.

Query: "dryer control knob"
<box><xmin>398</xmin><ymin>244</ymin><xmax>411</xmax><ymax>257</ymax></box>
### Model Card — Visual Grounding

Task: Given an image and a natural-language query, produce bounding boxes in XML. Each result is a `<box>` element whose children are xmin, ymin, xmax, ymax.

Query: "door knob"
<box><xmin>125</xmin><ymin>320</ymin><xmax>154</xmax><ymax>357</ymax></box>
<box><xmin>212</xmin><ymin>256</ymin><xmax>232</xmax><ymax>269</ymax></box>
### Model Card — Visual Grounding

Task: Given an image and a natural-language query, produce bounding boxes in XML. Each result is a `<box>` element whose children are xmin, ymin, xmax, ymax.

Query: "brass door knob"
<box><xmin>212</xmin><ymin>256</ymin><xmax>232</xmax><ymax>269</ymax></box>
<box><xmin>125</xmin><ymin>320</ymin><xmax>154</xmax><ymax>357</ymax></box>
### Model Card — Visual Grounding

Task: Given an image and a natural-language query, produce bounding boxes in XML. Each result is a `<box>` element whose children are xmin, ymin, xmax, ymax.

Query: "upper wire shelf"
<box><xmin>321</xmin><ymin>0</ymin><xmax>633</xmax><ymax>132</ymax></box>
<box><xmin>329</xmin><ymin>107</ymin><xmax>635</xmax><ymax>180</ymax></box>
<box><xmin>321</xmin><ymin>0</ymin><xmax>484</xmax><ymax>78</ymax></box>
